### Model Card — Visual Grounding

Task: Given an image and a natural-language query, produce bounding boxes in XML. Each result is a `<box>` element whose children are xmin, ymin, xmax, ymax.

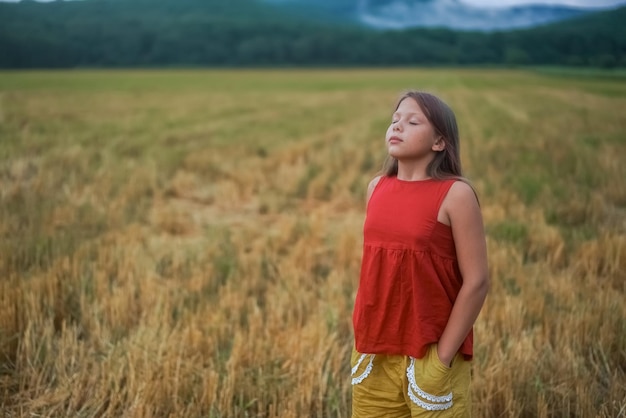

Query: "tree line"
<box><xmin>0</xmin><ymin>0</ymin><xmax>624</xmax><ymax>68</ymax></box>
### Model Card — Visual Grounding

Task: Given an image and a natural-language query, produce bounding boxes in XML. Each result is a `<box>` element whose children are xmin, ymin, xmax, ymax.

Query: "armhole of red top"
<box><xmin>366</xmin><ymin>175</ymin><xmax>386</xmax><ymax>209</ymax></box>
<box><xmin>435</xmin><ymin>179</ymin><xmax>458</xmax><ymax>225</ymax></box>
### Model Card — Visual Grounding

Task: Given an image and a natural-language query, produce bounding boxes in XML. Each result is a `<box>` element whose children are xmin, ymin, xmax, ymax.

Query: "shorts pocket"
<box><xmin>406</xmin><ymin>344</ymin><xmax>453</xmax><ymax>411</ymax></box>
<box><xmin>351</xmin><ymin>348</ymin><xmax>375</xmax><ymax>386</ymax></box>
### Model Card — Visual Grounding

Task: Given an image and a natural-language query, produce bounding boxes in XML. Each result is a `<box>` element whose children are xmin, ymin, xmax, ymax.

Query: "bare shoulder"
<box><xmin>368</xmin><ymin>176</ymin><xmax>383</xmax><ymax>193</ymax></box>
<box><xmin>440</xmin><ymin>180</ymin><xmax>481</xmax><ymax>225</ymax></box>
<box><xmin>447</xmin><ymin>180</ymin><xmax>479</xmax><ymax>207</ymax></box>
<box><xmin>366</xmin><ymin>175</ymin><xmax>383</xmax><ymax>205</ymax></box>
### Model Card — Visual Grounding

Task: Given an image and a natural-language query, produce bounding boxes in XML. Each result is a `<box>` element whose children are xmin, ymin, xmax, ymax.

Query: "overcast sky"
<box><xmin>462</xmin><ymin>0</ymin><xmax>626</xmax><ymax>7</ymax></box>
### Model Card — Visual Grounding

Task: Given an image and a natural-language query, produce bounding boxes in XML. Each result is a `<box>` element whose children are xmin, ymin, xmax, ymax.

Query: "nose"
<box><xmin>393</xmin><ymin>122</ymin><xmax>402</xmax><ymax>132</ymax></box>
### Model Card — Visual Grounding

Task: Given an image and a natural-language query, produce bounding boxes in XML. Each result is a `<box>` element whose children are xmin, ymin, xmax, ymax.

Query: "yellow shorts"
<box><xmin>351</xmin><ymin>344</ymin><xmax>471</xmax><ymax>418</ymax></box>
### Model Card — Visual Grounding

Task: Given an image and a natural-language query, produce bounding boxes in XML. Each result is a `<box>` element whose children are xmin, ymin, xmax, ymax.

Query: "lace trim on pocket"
<box><xmin>351</xmin><ymin>353</ymin><xmax>375</xmax><ymax>385</ymax></box>
<box><xmin>406</xmin><ymin>357</ymin><xmax>453</xmax><ymax>410</ymax></box>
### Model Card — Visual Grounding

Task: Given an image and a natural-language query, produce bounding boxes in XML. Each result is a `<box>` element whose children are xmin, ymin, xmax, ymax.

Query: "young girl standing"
<box><xmin>351</xmin><ymin>91</ymin><xmax>489</xmax><ymax>417</ymax></box>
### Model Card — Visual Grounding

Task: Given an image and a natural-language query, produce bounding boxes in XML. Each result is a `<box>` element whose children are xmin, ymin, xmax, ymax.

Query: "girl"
<box><xmin>351</xmin><ymin>91</ymin><xmax>489</xmax><ymax>417</ymax></box>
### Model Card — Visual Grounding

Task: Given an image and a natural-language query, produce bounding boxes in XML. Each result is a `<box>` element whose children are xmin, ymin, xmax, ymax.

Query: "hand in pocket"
<box><xmin>407</xmin><ymin>344</ymin><xmax>453</xmax><ymax>409</ymax></box>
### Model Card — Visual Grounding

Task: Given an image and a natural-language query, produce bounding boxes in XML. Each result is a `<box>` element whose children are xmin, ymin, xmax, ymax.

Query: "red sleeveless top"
<box><xmin>353</xmin><ymin>175</ymin><xmax>473</xmax><ymax>360</ymax></box>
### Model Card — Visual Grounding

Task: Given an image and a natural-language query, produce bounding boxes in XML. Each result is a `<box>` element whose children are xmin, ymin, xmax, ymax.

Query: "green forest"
<box><xmin>0</xmin><ymin>0</ymin><xmax>625</xmax><ymax>68</ymax></box>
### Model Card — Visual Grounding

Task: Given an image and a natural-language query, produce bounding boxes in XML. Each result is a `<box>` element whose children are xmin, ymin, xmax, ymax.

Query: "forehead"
<box><xmin>394</xmin><ymin>98</ymin><xmax>425</xmax><ymax>115</ymax></box>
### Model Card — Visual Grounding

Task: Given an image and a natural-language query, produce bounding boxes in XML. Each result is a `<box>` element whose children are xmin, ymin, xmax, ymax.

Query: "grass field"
<box><xmin>0</xmin><ymin>68</ymin><xmax>625</xmax><ymax>417</ymax></box>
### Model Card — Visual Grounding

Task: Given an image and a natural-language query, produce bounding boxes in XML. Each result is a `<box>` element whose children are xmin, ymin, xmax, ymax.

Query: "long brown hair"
<box><xmin>383</xmin><ymin>91</ymin><xmax>463</xmax><ymax>179</ymax></box>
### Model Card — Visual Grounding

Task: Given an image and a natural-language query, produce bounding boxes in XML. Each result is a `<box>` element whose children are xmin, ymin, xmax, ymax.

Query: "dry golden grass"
<box><xmin>0</xmin><ymin>68</ymin><xmax>624</xmax><ymax>417</ymax></box>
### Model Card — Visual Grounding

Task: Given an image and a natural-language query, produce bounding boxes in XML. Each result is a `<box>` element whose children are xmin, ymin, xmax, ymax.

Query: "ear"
<box><xmin>432</xmin><ymin>136</ymin><xmax>446</xmax><ymax>152</ymax></box>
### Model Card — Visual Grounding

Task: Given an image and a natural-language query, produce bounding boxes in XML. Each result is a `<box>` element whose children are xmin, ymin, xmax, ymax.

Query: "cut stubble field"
<box><xmin>0</xmin><ymin>68</ymin><xmax>624</xmax><ymax>417</ymax></box>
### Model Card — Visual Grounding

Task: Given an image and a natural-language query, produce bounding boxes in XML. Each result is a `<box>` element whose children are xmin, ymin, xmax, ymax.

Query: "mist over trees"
<box><xmin>0</xmin><ymin>0</ymin><xmax>624</xmax><ymax>68</ymax></box>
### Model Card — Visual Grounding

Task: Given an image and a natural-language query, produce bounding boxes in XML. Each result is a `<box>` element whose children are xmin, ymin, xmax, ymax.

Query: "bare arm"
<box><xmin>437</xmin><ymin>181</ymin><xmax>489</xmax><ymax>366</ymax></box>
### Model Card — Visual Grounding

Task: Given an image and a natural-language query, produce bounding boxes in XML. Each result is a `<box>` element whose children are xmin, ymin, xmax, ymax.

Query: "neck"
<box><xmin>396</xmin><ymin>159</ymin><xmax>432</xmax><ymax>182</ymax></box>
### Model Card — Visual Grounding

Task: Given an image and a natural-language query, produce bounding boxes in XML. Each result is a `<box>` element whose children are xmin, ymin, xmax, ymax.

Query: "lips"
<box><xmin>388</xmin><ymin>136</ymin><xmax>402</xmax><ymax>143</ymax></box>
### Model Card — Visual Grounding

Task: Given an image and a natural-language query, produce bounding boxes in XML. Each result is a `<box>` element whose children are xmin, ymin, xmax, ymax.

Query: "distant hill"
<box><xmin>0</xmin><ymin>0</ymin><xmax>624</xmax><ymax>68</ymax></box>
<box><xmin>263</xmin><ymin>0</ymin><xmax>598</xmax><ymax>31</ymax></box>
